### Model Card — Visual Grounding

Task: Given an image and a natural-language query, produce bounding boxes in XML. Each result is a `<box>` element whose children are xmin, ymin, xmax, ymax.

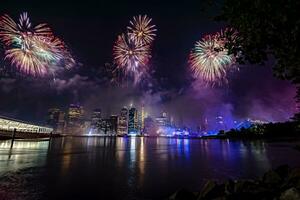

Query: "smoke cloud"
<box><xmin>0</xmin><ymin>63</ymin><xmax>297</xmax><ymax>129</ymax></box>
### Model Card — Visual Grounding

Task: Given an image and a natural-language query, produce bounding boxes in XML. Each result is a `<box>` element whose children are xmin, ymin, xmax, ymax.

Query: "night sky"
<box><xmin>0</xmin><ymin>0</ymin><xmax>297</xmax><ymax>128</ymax></box>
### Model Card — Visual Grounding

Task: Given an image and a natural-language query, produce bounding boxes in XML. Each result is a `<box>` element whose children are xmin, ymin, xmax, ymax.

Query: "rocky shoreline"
<box><xmin>169</xmin><ymin>165</ymin><xmax>300</xmax><ymax>200</ymax></box>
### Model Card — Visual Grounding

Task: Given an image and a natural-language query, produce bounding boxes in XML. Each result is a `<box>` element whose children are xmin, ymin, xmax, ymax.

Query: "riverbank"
<box><xmin>169</xmin><ymin>165</ymin><xmax>300</xmax><ymax>200</ymax></box>
<box><xmin>202</xmin><ymin>135</ymin><xmax>300</xmax><ymax>141</ymax></box>
<box><xmin>205</xmin><ymin>121</ymin><xmax>299</xmax><ymax>140</ymax></box>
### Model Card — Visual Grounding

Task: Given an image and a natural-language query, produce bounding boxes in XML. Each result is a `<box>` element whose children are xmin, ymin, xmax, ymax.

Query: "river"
<box><xmin>0</xmin><ymin>137</ymin><xmax>299</xmax><ymax>199</ymax></box>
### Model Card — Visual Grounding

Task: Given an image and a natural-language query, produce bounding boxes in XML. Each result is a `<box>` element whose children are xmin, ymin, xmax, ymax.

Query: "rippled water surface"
<box><xmin>0</xmin><ymin>137</ymin><xmax>300</xmax><ymax>200</ymax></box>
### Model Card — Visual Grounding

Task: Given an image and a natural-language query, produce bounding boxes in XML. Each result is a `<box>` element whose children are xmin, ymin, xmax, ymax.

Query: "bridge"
<box><xmin>0</xmin><ymin>115</ymin><xmax>53</xmax><ymax>139</ymax></box>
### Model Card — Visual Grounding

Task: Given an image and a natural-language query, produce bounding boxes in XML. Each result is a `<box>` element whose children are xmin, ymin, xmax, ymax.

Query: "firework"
<box><xmin>113</xmin><ymin>34</ymin><xmax>150</xmax><ymax>74</ymax></box>
<box><xmin>5</xmin><ymin>36</ymin><xmax>48</xmax><ymax>75</ymax></box>
<box><xmin>0</xmin><ymin>13</ymin><xmax>52</xmax><ymax>46</ymax></box>
<box><xmin>0</xmin><ymin>12</ymin><xmax>74</xmax><ymax>76</ymax></box>
<box><xmin>127</xmin><ymin>15</ymin><xmax>157</xmax><ymax>45</ymax></box>
<box><xmin>189</xmin><ymin>33</ymin><xmax>236</xmax><ymax>85</ymax></box>
<box><xmin>34</xmin><ymin>36</ymin><xmax>75</xmax><ymax>69</ymax></box>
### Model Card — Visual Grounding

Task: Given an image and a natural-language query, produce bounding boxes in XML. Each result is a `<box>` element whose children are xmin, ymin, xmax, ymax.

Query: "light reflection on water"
<box><xmin>0</xmin><ymin>137</ymin><xmax>299</xmax><ymax>200</ymax></box>
<box><xmin>0</xmin><ymin>140</ymin><xmax>49</xmax><ymax>174</ymax></box>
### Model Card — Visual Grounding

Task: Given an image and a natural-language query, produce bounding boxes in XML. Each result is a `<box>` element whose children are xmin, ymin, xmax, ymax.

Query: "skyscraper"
<box><xmin>91</xmin><ymin>109</ymin><xmax>102</xmax><ymax>130</ymax></box>
<box><xmin>67</xmin><ymin>104</ymin><xmax>84</xmax><ymax>134</ymax></box>
<box><xmin>68</xmin><ymin>104</ymin><xmax>84</xmax><ymax>123</ymax></box>
<box><xmin>155</xmin><ymin>112</ymin><xmax>170</xmax><ymax>127</ymax></box>
<box><xmin>117</xmin><ymin>107</ymin><xmax>128</xmax><ymax>136</ymax></box>
<box><xmin>100</xmin><ymin>118</ymin><xmax>111</xmax><ymax>135</ymax></box>
<box><xmin>110</xmin><ymin>115</ymin><xmax>118</xmax><ymax>135</ymax></box>
<box><xmin>47</xmin><ymin>108</ymin><xmax>60</xmax><ymax>131</ymax></box>
<box><xmin>56</xmin><ymin>111</ymin><xmax>66</xmax><ymax>134</ymax></box>
<box><xmin>141</xmin><ymin>105</ymin><xmax>145</xmax><ymax>133</ymax></box>
<box><xmin>155</xmin><ymin>112</ymin><xmax>171</xmax><ymax>136</ymax></box>
<box><xmin>128</xmin><ymin>107</ymin><xmax>138</xmax><ymax>134</ymax></box>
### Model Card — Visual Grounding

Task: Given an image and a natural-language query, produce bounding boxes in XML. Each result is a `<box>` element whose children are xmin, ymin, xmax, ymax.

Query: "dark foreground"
<box><xmin>0</xmin><ymin>137</ymin><xmax>300</xmax><ymax>200</ymax></box>
<box><xmin>170</xmin><ymin>165</ymin><xmax>300</xmax><ymax>200</ymax></box>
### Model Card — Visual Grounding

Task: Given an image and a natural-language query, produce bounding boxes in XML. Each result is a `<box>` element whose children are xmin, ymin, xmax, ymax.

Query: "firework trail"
<box><xmin>127</xmin><ymin>15</ymin><xmax>157</xmax><ymax>45</ymax></box>
<box><xmin>0</xmin><ymin>12</ymin><xmax>74</xmax><ymax>76</ymax></box>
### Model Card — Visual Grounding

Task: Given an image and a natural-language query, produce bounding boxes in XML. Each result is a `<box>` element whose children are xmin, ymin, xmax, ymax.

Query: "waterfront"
<box><xmin>0</xmin><ymin>137</ymin><xmax>300</xmax><ymax>200</ymax></box>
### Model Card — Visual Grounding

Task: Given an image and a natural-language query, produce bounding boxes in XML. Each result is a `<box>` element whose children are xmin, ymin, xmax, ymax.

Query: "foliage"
<box><xmin>216</xmin><ymin>0</ymin><xmax>300</xmax><ymax>119</ymax></box>
<box><xmin>217</xmin><ymin>0</ymin><xmax>300</xmax><ymax>80</ymax></box>
<box><xmin>219</xmin><ymin>121</ymin><xmax>299</xmax><ymax>138</ymax></box>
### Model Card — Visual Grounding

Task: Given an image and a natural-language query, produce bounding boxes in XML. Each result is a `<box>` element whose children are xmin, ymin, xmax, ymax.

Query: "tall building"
<box><xmin>110</xmin><ymin>115</ymin><xmax>118</xmax><ymax>135</ymax></box>
<box><xmin>128</xmin><ymin>107</ymin><xmax>138</xmax><ymax>134</ymax></box>
<box><xmin>155</xmin><ymin>112</ymin><xmax>172</xmax><ymax>136</ymax></box>
<box><xmin>155</xmin><ymin>112</ymin><xmax>170</xmax><ymax>127</ymax></box>
<box><xmin>100</xmin><ymin>119</ymin><xmax>111</xmax><ymax>135</ymax></box>
<box><xmin>47</xmin><ymin>108</ymin><xmax>60</xmax><ymax>131</ymax></box>
<box><xmin>117</xmin><ymin>107</ymin><xmax>128</xmax><ymax>136</ymax></box>
<box><xmin>97</xmin><ymin>116</ymin><xmax>118</xmax><ymax>135</ymax></box>
<box><xmin>91</xmin><ymin>109</ymin><xmax>102</xmax><ymax>130</ymax></box>
<box><xmin>67</xmin><ymin>104</ymin><xmax>84</xmax><ymax>134</ymax></box>
<box><xmin>68</xmin><ymin>104</ymin><xmax>84</xmax><ymax>123</ymax></box>
<box><xmin>56</xmin><ymin>111</ymin><xmax>66</xmax><ymax>134</ymax></box>
<box><xmin>141</xmin><ymin>105</ymin><xmax>145</xmax><ymax>132</ymax></box>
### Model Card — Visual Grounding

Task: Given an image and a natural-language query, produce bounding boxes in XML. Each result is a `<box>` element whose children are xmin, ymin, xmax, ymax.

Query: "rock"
<box><xmin>280</xmin><ymin>188</ymin><xmax>300</xmax><ymax>200</ymax></box>
<box><xmin>263</xmin><ymin>170</ymin><xmax>282</xmax><ymax>186</ymax></box>
<box><xmin>295</xmin><ymin>179</ymin><xmax>300</xmax><ymax>190</ymax></box>
<box><xmin>170</xmin><ymin>167</ymin><xmax>300</xmax><ymax>200</ymax></box>
<box><xmin>285</xmin><ymin>168</ymin><xmax>300</xmax><ymax>189</ymax></box>
<box><xmin>198</xmin><ymin>180</ymin><xmax>217</xmax><ymax>198</ymax></box>
<box><xmin>169</xmin><ymin>188</ymin><xmax>196</xmax><ymax>200</ymax></box>
<box><xmin>234</xmin><ymin>180</ymin><xmax>258</xmax><ymax>193</ymax></box>
<box><xmin>232</xmin><ymin>180</ymin><xmax>276</xmax><ymax>200</ymax></box>
<box><xmin>198</xmin><ymin>181</ymin><xmax>225</xmax><ymax>200</ymax></box>
<box><xmin>275</xmin><ymin>165</ymin><xmax>290</xmax><ymax>181</ymax></box>
<box><xmin>288</xmin><ymin>168</ymin><xmax>300</xmax><ymax>181</ymax></box>
<box><xmin>224</xmin><ymin>179</ymin><xmax>235</xmax><ymax>195</ymax></box>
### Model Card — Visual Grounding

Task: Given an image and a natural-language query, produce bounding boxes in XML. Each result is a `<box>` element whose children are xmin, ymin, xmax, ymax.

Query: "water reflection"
<box><xmin>116</xmin><ymin>137</ymin><xmax>147</xmax><ymax>188</ymax></box>
<box><xmin>0</xmin><ymin>140</ymin><xmax>49</xmax><ymax>174</ymax></box>
<box><xmin>0</xmin><ymin>137</ymin><xmax>299</xmax><ymax>200</ymax></box>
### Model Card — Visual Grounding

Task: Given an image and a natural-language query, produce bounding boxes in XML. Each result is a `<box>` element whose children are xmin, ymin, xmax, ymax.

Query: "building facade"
<box><xmin>128</xmin><ymin>107</ymin><xmax>139</xmax><ymax>134</ymax></box>
<box><xmin>91</xmin><ymin>109</ymin><xmax>102</xmax><ymax>130</ymax></box>
<box><xmin>56</xmin><ymin>111</ymin><xmax>66</xmax><ymax>134</ymax></box>
<box><xmin>47</xmin><ymin>108</ymin><xmax>60</xmax><ymax>130</ymax></box>
<box><xmin>110</xmin><ymin>115</ymin><xmax>118</xmax><ymax>135</ymax></box>
<box><xmin>155</xmin><ymin>112</ymin><xmax>170</xmax><ymax>127</ymax></box>
<box><xmin>67</xmin><ymin>104</ymin><xmax>84</xmax><ymax>134</ymax></box>
<box><xmin>117</xmin><ymin>107</ymin><xmax>128</xmax><ymax>136</ymax></box>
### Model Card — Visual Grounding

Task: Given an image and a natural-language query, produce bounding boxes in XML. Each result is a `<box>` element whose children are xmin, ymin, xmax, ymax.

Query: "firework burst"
<box><xmin>0</xmin><ymin>12</ymin><xmax>74</xmax><ymax>76</ymax></box>
<box><xmin>113</xmin><ymin>34</ymin><xmax>150</xmax><ymax>74</ymax></box>
<box><xmin>0</xmin><ymin>13</ymin><xmax>52</xmax><ymax>46</ymax></box>
<box><xmin>127</xmin><ymin>15</ymin><xmax>157</xmax><ymax>45</ymax></box>
<box><xmin>5</xmin><ymin>36</ymin><xmax>48</xmax><ymax>75</ymax></box>
<box><xmin>189</xmin><ymin>32</ymin><xmax>236</xmax><ymax>85</ymax></box>
<box><xmin>112</xmin><ymin>15</ymin><xmax>156</xmax><ymax>84</ymax></box>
